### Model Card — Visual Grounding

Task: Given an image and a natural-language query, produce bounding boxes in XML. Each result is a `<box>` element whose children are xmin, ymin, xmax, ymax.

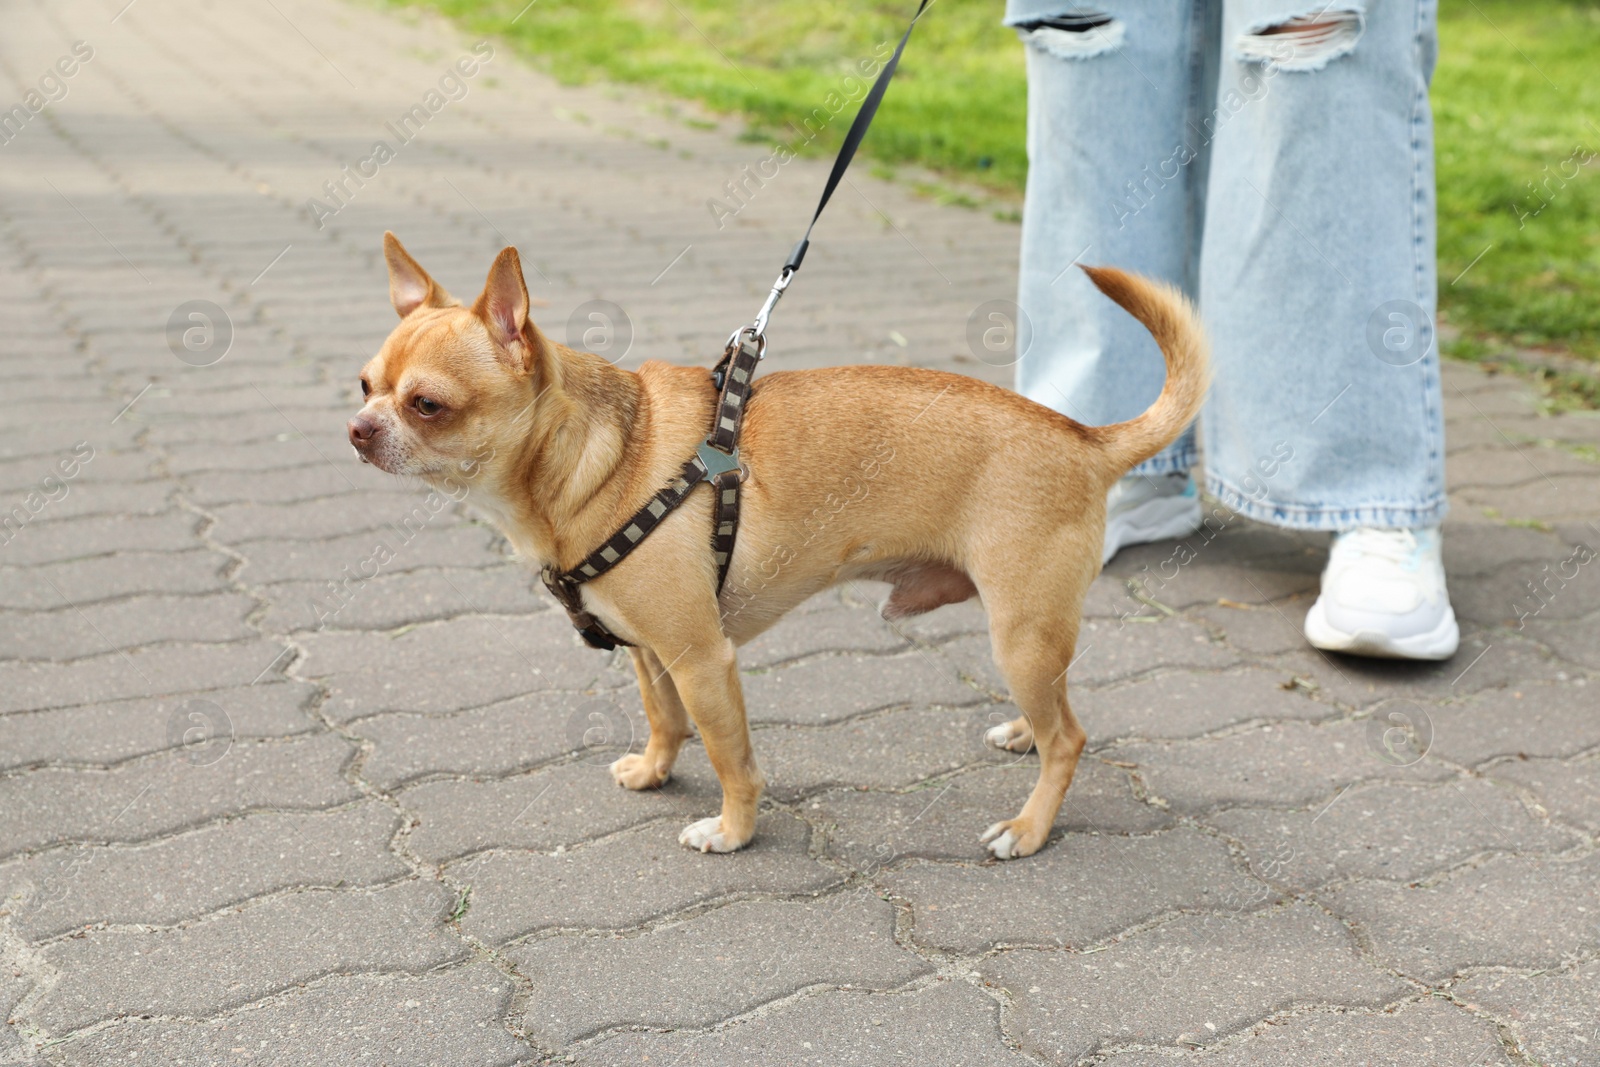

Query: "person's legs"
<box><xmin>1200</xmin><ymin>0</ymin><xmax>1445</xmax><ymax>530</ymax></box>
<box><xmin>1008</xmin><ymin>0</ymin><xmax>1219</xmax><ymax>476</ymax></box>
<box><xmin>1201</xmin><ymin>0</ymin><xmax>1455</xmax><ymax>658</ymax></box>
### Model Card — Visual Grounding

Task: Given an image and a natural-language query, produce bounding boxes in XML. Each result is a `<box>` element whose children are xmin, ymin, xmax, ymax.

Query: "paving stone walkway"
<box><xmin>2</xmin><ymin>0</ymin><xmax>1599</xmax><ymax>1063</ymax></box>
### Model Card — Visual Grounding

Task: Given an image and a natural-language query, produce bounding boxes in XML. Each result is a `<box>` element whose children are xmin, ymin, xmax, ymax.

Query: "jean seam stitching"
<box><xmin>1206</xmin><ymin>471</ymin><xmax>1447</xmax><ymax>531</ymax></box>
<box><xmin>1412</xmin><ymin>0</ymin><xmax>1447</xmax><ymax>514</ymax></box>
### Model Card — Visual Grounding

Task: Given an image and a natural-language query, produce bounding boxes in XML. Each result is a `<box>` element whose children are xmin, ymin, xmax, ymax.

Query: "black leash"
<box><xmin>779</xmin><ymin>0</ymin><xmax>931</xmax><ymax>281</ymax></box>
<box><xmin>544</xmin><ymin>1</ymin><xmax>929</xmax><ymax>650</ymax></box>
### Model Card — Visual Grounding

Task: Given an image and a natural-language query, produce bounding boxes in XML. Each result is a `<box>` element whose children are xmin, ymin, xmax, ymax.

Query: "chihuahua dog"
<box><xmin>350</xmin><ymin>233</ymin><xmax>1208</xmax><ymax>859</ymax></box>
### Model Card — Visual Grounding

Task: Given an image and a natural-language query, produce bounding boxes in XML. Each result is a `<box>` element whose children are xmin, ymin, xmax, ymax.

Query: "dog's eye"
<box><xmin>360</xmin><ymin>378</ymin><xmax>370</xmax><ymax>398</ymax></box>
<box><xmin>413</xmin><ymin>396</ymin><xmax>442</xmax><ymax>417</ymax></box>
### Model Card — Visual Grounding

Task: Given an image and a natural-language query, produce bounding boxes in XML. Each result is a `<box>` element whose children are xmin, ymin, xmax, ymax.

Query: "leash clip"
<box><xmin>725</xmin><ymin>266</ymin><xmax>794</xmax><ymax>356</ymax></box>
<box><xmin>751</xmin><ymin>265</ymin><xmax>794</xmax><ymax>340</ymax></box>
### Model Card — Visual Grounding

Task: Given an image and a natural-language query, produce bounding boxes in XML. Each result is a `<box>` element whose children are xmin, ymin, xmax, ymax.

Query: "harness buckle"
<box><xmin>697</xmin><ymin>441</ymin><xmax>743</xmax><ymax>481</ymax></box>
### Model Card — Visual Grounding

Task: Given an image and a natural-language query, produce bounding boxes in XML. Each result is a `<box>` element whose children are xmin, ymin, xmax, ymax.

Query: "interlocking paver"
<box><xmin>1191</xmin><ymin>597</ymin><xmax>1316</xmax><ymax>655</ymax></box>
<box><xmin>0</xmin><ymin>425</ymin><xmax>140</xmax><ymax>468</ymax></box>
<box><xmin>1077</xmin><ymin>666</ymin><xmax>1334</xmax><ymax>742</ymax></box>
<box><xmin>738</xmin><ymin>602</ymin><xmax>912</xmax><ymax>667</ymax></box>
<box><xmin>1456</xmin><ymin>961</ymin><xmax>1600</xmax><ymax>1067</ymax></box>
<box><xmin>1455</xmin><ymin>560</ymin><xmax>1600</xmax><ymax>626</ymax></box>
<box><xmin>1447</xmin><ymin>442</ymin><xmax>1597</xmax><ymax>486</ymax></box>
<box><xmin>0</xmin><ymin>481</ymin><xmax>171</xmax><ymax>524</ymax></box>
<box><xmin>0</xmin><ymin>681</ymin><xmax>317</xmax><ymax>770</ymax></box>
<box><xmin>0</xmin><ymin>512</ymin><xmax>198</xmax><ymax>567</ymax></box>
<box><xmin>742</xmin><ymin>650</ymin><xmax>983</xmax><ymax>726</ymax></box>
<box><xmin>1095</xmin><ymin>996</ymin><xmax>1509</xmax><ymax>1066</ymax></box>
<box><xmin>1096</xmin><ymin>526</ymin><xmax>1321</xmax><ymax>610</ymax></box>
<box><xmin>46</xmin><ymin>964</ymin><xmax>530</xmax><ymax>1067</ymax></box>
<box><xmin>1524</xmin><ymin>614</ymin><xmax>1600</xmax><ymax>671</ymax></box>
<box><xmin>0</xmin><ymin>639</ymin><xmax>294</xmax><ymax>714</ymax></box>
<box><xmin>1447</xmin><ymin>411</ymin><xmax>1600</xmax><ymax>448</ymax></box>
<box><xmin>258</xmin><ymin>564</ymin><xmax>546</xmax><ymax>633</ymax></box>
<box><xmin>403</xmin><ymin>753</ymin><xmax>722</xmax><ymax>862</ymax></box>
<box><xmin>0</xmin><ymin>981</ymin><xmax>26</xmax><ymax>1059</ymax></box>
<box><xmin>233</xmin><ymin>524</ymin><xmax>507</xmax><ymax>585</ymax></box>
<box><xmin>885</xmin><ymin>827</ymin><xmax>1266</xmax><ymax>953</ymax></box>
<box><xmin>817</xmin><ymin>758</ymin><xmax>1170</xmax><ymax>870</ymax></box>
<box><xmin>1458</xmin><ymin>476</ymin><xmax>1600</xmax><ymax>524</ymax></box>
<box><xmin>31</xmin><ymin>879</ymin><xmax>467</xmax><ymax>1033</ymax></box>
<box><xmin>1484</xmin><ymin>755</ymin><xmax>1600</xmax><ymax>833</ymax></box>
<box><xmin>1441</xmin><ymin>520</ymin><xmax>1581</xmax><ymax>574</ymax></box>
<box><xmin>163</xmin><ymin>441</ymin><xmax>330</xmax><ymax>474</ymax></box>
<box><xmin>301</xmin><ymin>613</ymin><xmax>600</xmax><ymax>720</ymax></box>
<box><xmin>943</xmin><ymin>616</ymin><xmax>1241</xmax><ymax>693</ymax></box>
<box><xmin>759</xmin><ymin>705</ymin><xmax>1022</xmax><ymax>800</ymax></box>
<box><xmin>0</xmin><ymin>802</ymin><xmax>406</xmax><ymax>939</ymax></box>
<box><xmin>0</xmin><ymin>549</ymin><xmax>229</xmax><ymax>610</ymax></box>
<box><xmin>0</xmin><ymin>451</ymin><xmax>155</xmax><ymax>494</ymax></box>
<box><xmin>208</xmin><ymin>491</ymin><xmax>451</xmax><ymax>543</ymax></box>
<box><xmin>1425</xmin><ymin>681</ymin><xmax>1600</xmax><ymax>765</ymax></box>
<box><xmin>0</xmin><ymin>734</ymin><xmax>360</xmax><ymax>859</ymax></box>
<box><xmin>1324</xmin><ymin>851</ymin><xmax>1600</xmax><ymax>981</ymax></box>
<box><xmin>1265</xmin><ymin>632</ymin><xmax>1571</xmax><ymax>708</ymax></box>
<box><xmin>980</xmin><ymin>902</ymin><xmax>1406</xmax><ymax>1063</ymax></box>
<box><xmin>0</xmin><ymin>0</ymin><xmax>1594</xmax><ymax>1056</ymax></box>
<box><xmin>353</xmin><ymin>688</ymin><xmax>626</xmax><ymax>790</ymax></box>
<box><xmin>453</xmin><ymin>810</ymin><xmax>838</xmax><ymax>945</ymax></box>
<box><xmin>0</xmin><ymin>592</ymin><xmax>256</xmax><ymax>659</ymax></box>
<box><xmin>506</xmin><ymin>891</ymin><xmax>928</xmax><ymax>1046</ymax></box>
<box><xmin>1205</xmin><ymin>778</ymin><xmax>1579</xmax><ymax>890</ymax></box>
<box><xmin>1106</xmin><ymin>719</ymin><xmax>1455</xmax><ymax>814</ymax></box>
<box><xmin>576</xmin><ymin>980</ymin><xmax>1035</xmax><ymax>1066</ymax></box>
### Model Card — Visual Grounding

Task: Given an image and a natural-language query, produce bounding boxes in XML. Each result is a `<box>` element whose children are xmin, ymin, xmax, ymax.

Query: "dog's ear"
<box><xmin>472</xmin><ymin>246</ymin><xmax>540</xmax><ymax>375</ymax></box>
<box><xmin>384</xmin><ymin>231</ymin><xmax>454</xmax><ymax>318</ymax></box>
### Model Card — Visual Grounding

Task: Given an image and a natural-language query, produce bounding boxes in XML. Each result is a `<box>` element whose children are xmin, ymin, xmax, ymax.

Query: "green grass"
<box><xmin>382</xmin><ymin>1</ymin><xmax>1030</xmax><ymax>189</ymax></box>
<box><xmin>391</xmin><ymin>0</ymin><xmax>1600</xmax><ymax>374</ymax></box>
<box><xmin>1434</xmin><ymin>1</ymin><xmax>1600</xmax><ymax>378</ymax></box>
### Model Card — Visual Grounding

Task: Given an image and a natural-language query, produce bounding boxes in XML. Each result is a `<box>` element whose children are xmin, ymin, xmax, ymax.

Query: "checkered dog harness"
<box><xmin>540</xmin><ymin>332</ymin><xmax>760</xmax><ymax>650</ymax></box>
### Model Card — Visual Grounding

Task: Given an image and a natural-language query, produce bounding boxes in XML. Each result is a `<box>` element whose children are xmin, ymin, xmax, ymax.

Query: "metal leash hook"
<box><xmin>751</xmin><ymin>265</ymin><xmax>794</xmax><ymax>342</ymax></box>
<box><xmin>724</xmin><ymin>265</ymin><xmax>794</xmax><ymax>357</ymax></box>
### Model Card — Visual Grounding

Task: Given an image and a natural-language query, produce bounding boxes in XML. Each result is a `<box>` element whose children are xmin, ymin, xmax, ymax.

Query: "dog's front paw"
<box><xmin>984</xmin><ymin>717</ymin><xmax>1035</xmax><ymax>754</ymax></box>
<box><xmin>678</xmin><ymin>816</ymin><xmax>748</xmax><ymax>854</ymax></box>
<box><xmin>981</xmin><ymin>817</ymin><xmax>1048</xmax><ymax>860</ymax></box>
<box><xmin>610</xmin><ymin>753</ymin><xmax>670</xmax><ymax>790</ymax></box>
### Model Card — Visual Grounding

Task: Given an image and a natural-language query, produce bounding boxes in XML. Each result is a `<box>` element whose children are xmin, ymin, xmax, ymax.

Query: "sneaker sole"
<box><xmin>1102</xmin><ymin>495</ymin><xmax>1203</xmax><ymax>565</ymax></box>
<box><xmin>1303</xmin><ymin>597</ymin><xmax>1460</xmax><ymax>661</ymax></box>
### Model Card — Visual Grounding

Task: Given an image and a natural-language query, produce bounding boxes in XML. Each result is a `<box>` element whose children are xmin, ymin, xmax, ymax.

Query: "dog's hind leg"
<box><xmin>612</xmin><ymin>646</ymin><xmax>692</xmax><ymax>790</ymax></box>
<box><xmin>980</xmin><ymin>619</ymin><xmax>1088</xmax><ymax>859</ymax></box>
<box><xmin>973</xmin><ymin>553</ymin><xmax>1094</xmax><ymax>859</ymax></box>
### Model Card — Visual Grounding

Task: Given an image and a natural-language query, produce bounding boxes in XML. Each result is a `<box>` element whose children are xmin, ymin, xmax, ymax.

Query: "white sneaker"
<box><xmin>1103</xmin><ymin>472</ymin><xmax>1202</xmax><ymax>565</ymax></box>
<box><xmin>1304</xmin><ymin>526</ymin><xmax>1459</xmax><ymax>660</ymax></box>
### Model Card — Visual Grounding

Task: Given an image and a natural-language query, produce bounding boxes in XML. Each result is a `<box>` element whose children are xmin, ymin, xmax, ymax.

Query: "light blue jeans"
<box><xmin>1006</xmin><ymin>0</ymin><xmax>1447</xmax><ymax>530</ymax></box>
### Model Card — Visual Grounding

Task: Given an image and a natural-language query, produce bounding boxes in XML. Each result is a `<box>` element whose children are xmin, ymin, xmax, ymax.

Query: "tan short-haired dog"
<box><xmin>350</xmin><ymin>233</ymin><xmax>1208</xmax><ymax>859</ymax></box>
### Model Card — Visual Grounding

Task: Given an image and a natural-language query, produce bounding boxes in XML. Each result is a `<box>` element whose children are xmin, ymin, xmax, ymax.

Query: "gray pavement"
<box><xmin>2</xmin><ymin>0</ymin><xmax>1599</xmax><ymax>1063</ymax></box>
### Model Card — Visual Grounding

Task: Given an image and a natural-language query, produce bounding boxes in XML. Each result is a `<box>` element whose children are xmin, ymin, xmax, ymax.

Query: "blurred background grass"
<box><xmin>389</xmin><ymin>0</ymin><xmax>1600</xmax><ymax>400</ymax></box>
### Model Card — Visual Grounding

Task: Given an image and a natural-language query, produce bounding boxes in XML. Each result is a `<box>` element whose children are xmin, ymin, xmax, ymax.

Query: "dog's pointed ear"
<box><xmin>384</xmin><ymin>231</ymin><xmax>454</xmax><ymax>318</ymax></box>
<box><xmin>472</xmin><ymin>246</ymin><xmax>539</xmax><ymax>375</ymax></box>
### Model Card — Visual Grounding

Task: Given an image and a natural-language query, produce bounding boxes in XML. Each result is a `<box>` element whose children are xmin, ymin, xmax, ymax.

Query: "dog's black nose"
<box><xmin>348</xmin><ymin>414</ymin><xmax>378</xmax><ymax>447</ymax></box>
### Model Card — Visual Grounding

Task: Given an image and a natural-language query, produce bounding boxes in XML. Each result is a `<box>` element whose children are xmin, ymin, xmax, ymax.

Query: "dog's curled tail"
<box><xmin>1079</xmin><ymin>264</ymin><xmax>1212</xmax><ymax>478</ymax></box>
